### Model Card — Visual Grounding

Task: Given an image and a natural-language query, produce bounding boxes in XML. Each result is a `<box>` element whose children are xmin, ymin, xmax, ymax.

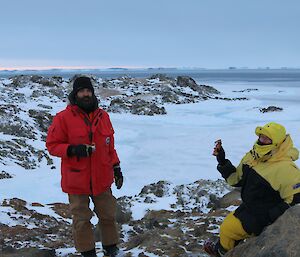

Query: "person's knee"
<box><xmin>99</xmin><ymin>215</ymin><xmax>116</xmax><ymax>225</ymax></box>
<box><xmin>220</xmin><ymin>213</ymin><xmax>235</xmax><ymax>235</ymax></box>
<box><xmin>220</xmin><ymin>212</ymin><xmax>242</xmax><ymax>250</ymax></box>
<box><xmin>73</xmin><ymin>219</ymin><xmax>93</xmax><ymax>230</ymax></box>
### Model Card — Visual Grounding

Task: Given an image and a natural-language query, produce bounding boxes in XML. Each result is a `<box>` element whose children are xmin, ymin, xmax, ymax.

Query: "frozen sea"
<box><xmin>113</xmin><ymin>77</ymin><xmax>300</xmax><ymax>198</ymax></box>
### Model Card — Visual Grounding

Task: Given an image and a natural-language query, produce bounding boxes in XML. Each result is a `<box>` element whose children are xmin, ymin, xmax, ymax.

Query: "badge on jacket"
<box><xmin>293</xmin><ymin>183</ymin><xmax>300</xmax><ymax>190</ymax></box>
<box><xmin>106</xmin><ymin>137</ymin><xmax>110</xmax><ymax>145</ymax></box>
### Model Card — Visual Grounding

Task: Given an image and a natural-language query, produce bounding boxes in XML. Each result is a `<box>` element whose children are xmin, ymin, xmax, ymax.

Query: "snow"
<box><xmin>0</xmin><ymin>78</ymin><xmax>12</xmax><ymax>85</ymax></box>
<box><xmin>17</xmin><ymin>86</ymin><xmax>34</xmax><ymax>97</ymax></box>
<box><xmin>111</xmin><ymin>82</ymin><xmax>300</xmax><ymax>198</ymax></box>
<box><xmin>28</xmin><ymin>204</ymin><xmax>72</xmax><ymax>224</ymax></box>
<box><xmin>147</xmin><ymin>78</ymin><xmax>160</xmax><ymax>84</ymax></box>
<box><xmin>0</xmin><ymin>78</ymin><xmax>299</xmax><ymax>206</ymax></box>
<box><xmin>226</xmin><ymin>205</ymin><xmax>239</xmax><ymax>212</ymax></box>
<box><xmin>0</xmin><ymin>75</ymin><xmax>300</xmax><ymax>255</ymax></box>
<box><xmin>0</xmin><ymin>206</ymin><xmax>22</xmax><ymax>226</ymax></box>
<box><xmin>131</xmin><ymin>193</ymin><xmax>177</xmax><ymax>220</ymax></box>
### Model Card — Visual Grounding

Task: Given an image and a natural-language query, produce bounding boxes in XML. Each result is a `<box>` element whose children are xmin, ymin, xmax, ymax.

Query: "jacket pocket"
<box><xmin>62</xmin><ymin>158</ymin><xmax>89</xmax><ymax>192</ymax></box>
<box><xmin>65</xmin><ymin>168</ymin><xmax>88</xmax><ymax>192</ymax></box>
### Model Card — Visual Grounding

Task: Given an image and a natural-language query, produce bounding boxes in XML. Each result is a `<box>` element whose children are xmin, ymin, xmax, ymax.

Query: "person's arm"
<box><xmin>106</xmin><ymin>113</ymin><xmax>123</xmax><ymax>189</ymax></box>
<box><xmin>109</xmin><ymin>133</ymin><xmax>123</xmax><ymax>189</ymax></box>
<box><xmin>109</xmin><ymin>134</ymin><xmax>120</xmax><ymax>166</ymax></box>
<box><xmin>268</xmin><ymin>166</ymin><xmax>300</xmax><ymax>223</ymax></box>
<box><xmin>268</xmin><ymin>193</ymin><xmax>300</xmax><ymax>223</ymax></box>
<box><xmin>214</xmin><ymin>141</ymin><xmax>244</xmax><ymax>187</ymax></box>
<box><xmin>46</xmin><ymin>115</ymin><xmax>69</xmax><ymax>158</ymax></box>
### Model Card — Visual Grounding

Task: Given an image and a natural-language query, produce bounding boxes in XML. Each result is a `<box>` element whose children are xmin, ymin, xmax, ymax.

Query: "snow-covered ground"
<box><xmin>1</xmin><ymin>75</ymin><xmax>300</xmax><ymax>256</ymax></box>
<box><xmin>0</xmin><ymin>79</ymin><xmax>299</xmax><ymax>204</ymax></box>
<box><xmin>113</xmin><ymin>80</ymin><xmax>300</xmax><ymax>198</ymax></box>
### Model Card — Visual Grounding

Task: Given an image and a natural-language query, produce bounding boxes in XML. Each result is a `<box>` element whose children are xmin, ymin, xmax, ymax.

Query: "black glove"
<box><xmin>67</xmin><ymin>144</ymin><xmax>93</xmax><ymax>158</ymax></box>
<box><xmin>216</xmin><ymin>146</ymin><xmax>226</xmax><ymax>165</ymax></box>
<box><xmin>113</xmin><ymin>164</ymin><xmax>123</xmax><ymax>189</ymax></box>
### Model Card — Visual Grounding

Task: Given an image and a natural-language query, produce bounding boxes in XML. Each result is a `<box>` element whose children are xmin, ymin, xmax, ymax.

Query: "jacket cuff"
<box><xmin>217</xmin><ymin>159</ymin><xmax>236</xmax><ymax>179</ymax></box>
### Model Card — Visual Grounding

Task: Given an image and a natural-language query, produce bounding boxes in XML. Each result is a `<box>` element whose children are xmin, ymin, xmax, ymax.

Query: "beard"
<box><xmin>75</xmin><ymin>95</ymin><xmax>98</xmax><ymax>113</ymax></box>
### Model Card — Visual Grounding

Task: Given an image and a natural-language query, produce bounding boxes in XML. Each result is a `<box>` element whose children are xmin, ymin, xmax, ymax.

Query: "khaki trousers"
<box><xmin>68</xmin><ymin>189</ymin><xmax>119</xmax><ymax>252</ymax></box>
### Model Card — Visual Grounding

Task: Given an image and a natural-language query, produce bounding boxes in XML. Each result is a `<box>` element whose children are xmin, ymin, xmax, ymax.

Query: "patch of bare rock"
<box><xmin>0</xmin><ymin>180</ymin><xmax>239</xmax><ymax>257</ymax></box>
<box><xmin>2</xmin><ymin>180</ymin><xmax>298</xmax><ymax>256</ymax></box>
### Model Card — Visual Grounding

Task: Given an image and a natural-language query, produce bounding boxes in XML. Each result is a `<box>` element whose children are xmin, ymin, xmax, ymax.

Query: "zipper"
<box><xmin>76</xmin><ymin>108</ymin><xmax>102</xmax><ymax>195</ymax></box>
<box><xmin>79</xmin><ymin>111</ymin><xmax>94</xmax><ymax>194</ymax></box>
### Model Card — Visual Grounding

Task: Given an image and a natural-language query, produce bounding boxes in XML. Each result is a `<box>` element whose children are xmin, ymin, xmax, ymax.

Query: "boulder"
<box><xmin>219</xmin><ymin>189</ymin><xmax>241</xmax><ymax>208</ymax></box>
<box><xmin>139</xmin><ymin>181</ymin><xmax>171</xmax><ymax>198</ymax></box>
<box><xmin>0</xmin><ymin>171</ymin><xmax>13</xmax><ymax>179</ymax></box>
<box><xmin>259</xmin><ymin>106</ymin><xmax>283</xmax><ymax>113</ymax></box>
<box><xmin>149</xmin><ymin>74</ymin><xmax>171</xmax><ymax>81</ymax></box>
<box><xmin>176</xmin><ymin>76</ymin><xmax>220</xmax><ymax>95</ymax></box>
<box><xmin>1</xmin><ymin>247</ymin><xmax>56</xmax><ymax>257</ymax></box>
<box><xmin>176</xmin><ymin>76</ymin><xmax>199</xmax><ymax>89</ymax></box>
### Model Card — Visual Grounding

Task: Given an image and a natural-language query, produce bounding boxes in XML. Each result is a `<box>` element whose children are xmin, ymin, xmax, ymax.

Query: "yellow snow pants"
<box><xmin>220</xmin><ymin>212</ymin><xmax>251</xmax><ymax>251</ymax></box>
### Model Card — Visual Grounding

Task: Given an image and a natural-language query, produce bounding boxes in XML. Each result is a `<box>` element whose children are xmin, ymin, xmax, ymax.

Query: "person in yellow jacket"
<box><xmin>204</xmin><ymin>122</ymin><xmax>300</xmax><ymax>257</ymax></box>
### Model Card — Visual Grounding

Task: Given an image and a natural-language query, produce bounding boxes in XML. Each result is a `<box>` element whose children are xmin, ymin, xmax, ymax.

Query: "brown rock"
<box><xmin>219</xmin><ymin>189</ymin><xmax>241</xmax><ymax>208</ymax></box>
<box><xmin>31</xmin><ymin>202</ymin><xmax>44</xmax><ymax>207</ymax></box>
<box><xmin>48</xmin><ymin>203</ymin><xmax>71</xmax><ymax>219</ymax></box>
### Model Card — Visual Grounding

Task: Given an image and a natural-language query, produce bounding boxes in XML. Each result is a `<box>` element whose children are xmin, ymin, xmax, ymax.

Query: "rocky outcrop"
<box><xmin>0</xmin><ymin>104</ymin><xmax>36</xmax><ymax>139</ymax></box>
<box><xmin>139</xmin><ymin>180</ymin><xmax>171</xmax><ymax>198</ymax></box>
<box><xmin>177</xmin><ymin>76</ymin><xmax>220</xmax><ymax>97</ymax></box>
<box><xmin>0</xmin><ymin>139</ymin><xmax>52</xmax><ymax>169</ymax></box>
<box><xmin>0</xmin><ymin>198</ymin><xmax>73</xmax><ymax>251</ymax></box>
<box><xmin>0</xmin><ymin>170</ymin><xmax>13</xmax><ymax>179</ymax></box>
<box><xmin>9</xmin><ymin>179</ymin><xmax>299</xmax><ymax>257</ymax></box>
<box><xmin>1</xmin><ymin>247</ymin><xmax>56</xmax><ymax>257</ymax></box>
<box><xmin>225</xmin><ymin>205</ymin><xmax>300</xmax><ymax>257</ymax></box>
<box><xmin>0</xmin><ymin>74</ymin><xmax>253</xmax><ymax>256</ymax></box>
<box><xmin>108</xmin><ymin>98</ymin><xmax>167</xmax><ymax>116</ymax></box>
<box><xmin>0</xmin><ymin>74</ymin><xmax>235</xmax><ymax>170</ymax></box>
<box><xmin>259</xmin><ymin>106</ymin><xmax>283</xmax><ymax>113</ymax></box>
<box><xmin>0</xmin><ymin>180</ymin><xmax>239</xmax><ymax>257</ymax></box>
<box><xmin>103</xmin><ymin>75</ymin><xmax>222</xmax><ymax>114</ymax></box>
<box><xmin>118</xmin><ymin>180</ymin><xmax>237</xmax><ymax>256</ymax></box>
<box><xmin>232</xmin><ymin>88</ymin><xmax>258</xmax><ymax>93</ymax></box>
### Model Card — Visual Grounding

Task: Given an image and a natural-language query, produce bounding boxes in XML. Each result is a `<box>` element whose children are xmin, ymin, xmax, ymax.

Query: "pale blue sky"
<box><xmin>1</xmin><ymin>0</ymin><xmax>299</xmax><ymax>69</ymax></box>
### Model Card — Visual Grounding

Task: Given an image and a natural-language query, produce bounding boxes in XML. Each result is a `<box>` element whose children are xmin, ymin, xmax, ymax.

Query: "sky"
<box><xmin>1</xmin><ymin>0</ymin><xmax>300</xmax><ymax>70</ymax></box>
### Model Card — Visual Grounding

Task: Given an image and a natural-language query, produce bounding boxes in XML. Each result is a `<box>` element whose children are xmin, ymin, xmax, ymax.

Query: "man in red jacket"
<box><xmin>46</xmin><ymin>75</ymin><xmax>123</xmax><ymax>257</ymax></box>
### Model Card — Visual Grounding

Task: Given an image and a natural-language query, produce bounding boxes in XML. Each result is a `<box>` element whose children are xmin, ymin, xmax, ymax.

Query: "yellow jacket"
<box><xmin>217</xmin><ymin>135</ymin><xmax>300</xmax><ymax>234</ymax></box>
<box><xmin>227</xmin><ymin>135</ymin><xmax>300</xmax><ymax>204</ymax></box>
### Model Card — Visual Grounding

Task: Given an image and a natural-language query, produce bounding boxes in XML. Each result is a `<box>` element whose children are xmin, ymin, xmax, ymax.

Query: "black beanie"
<box><xmin>72</xmin><ymin>76</ymin><xmax>94</xmax><ymax>95</ymax></box>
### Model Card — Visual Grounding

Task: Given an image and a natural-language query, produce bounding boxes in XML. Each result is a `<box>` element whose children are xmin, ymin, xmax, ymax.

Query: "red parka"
<box><xmin>46</xmin><ymin>105</ymin><xmax>120</xmax><ymax>195</ymax></box>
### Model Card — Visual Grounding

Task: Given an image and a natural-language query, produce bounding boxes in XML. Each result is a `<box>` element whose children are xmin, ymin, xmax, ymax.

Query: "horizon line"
<box><xmin>0</xmin><ymin>65</ymin><xmax>147</xmax><ymax>71</ymax></box>
<box><xmin>0</xmin><ymin>65</ymin><xmax>299</xmax><ymax>72</ymax></box>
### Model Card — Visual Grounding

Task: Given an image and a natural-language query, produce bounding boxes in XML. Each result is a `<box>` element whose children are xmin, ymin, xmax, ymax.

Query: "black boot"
<box><xmin>203</xmin><ymin>239</ymin><xmax>227</xmax><ymax>257</ymax></box>
<box><xmin>215</xmin><ymin>240</ymin><xmax>227</xmax><ymax>257</ymax></box>
<box><xmin>81</xmin><ymin>248</ymin><xmax>97</xmax><ymax>257</ymax></box>
<box><xmin>103</xmin><ymin>244</ymin><xmax>119</xmax><ymax>257</ymax></box>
